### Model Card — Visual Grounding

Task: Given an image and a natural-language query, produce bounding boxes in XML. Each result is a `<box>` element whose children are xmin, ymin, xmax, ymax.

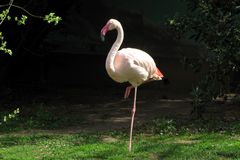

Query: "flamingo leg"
<box><xmin>129</xmin><ymin>87</ymin><xmax>137</xmax><ymax>152</ymax></box>
<box><xmin>124</xmin><ymin>86</ymin><xmax>134</xmax><ymax>99</ymax></box>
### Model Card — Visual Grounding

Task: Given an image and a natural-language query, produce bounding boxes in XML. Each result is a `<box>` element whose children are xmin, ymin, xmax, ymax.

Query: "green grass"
<box><xmin>1</xmin><ymin>103</ymin><xmax>240</xmax><ymax>159</ymax></box>
<box><xmin>0</xmin><ymin>103</ymin><xmax>86</xmax><ymax>132</ymax></box>
<box><xmin>0</xmin><ymin>132</ymin><xmax>240</xmax><ymax>160</ymax></box>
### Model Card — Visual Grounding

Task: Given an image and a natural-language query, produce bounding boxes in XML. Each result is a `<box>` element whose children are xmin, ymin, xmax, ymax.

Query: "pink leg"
<box><xmin>129</xmin><ymin>87</ymin><xmax>137</xmax><ymax>152</ymax></box>
<box><xmin>124</xmin><ymin>86</ymin><xmax>134</xmax><ymax>99</ymax></box>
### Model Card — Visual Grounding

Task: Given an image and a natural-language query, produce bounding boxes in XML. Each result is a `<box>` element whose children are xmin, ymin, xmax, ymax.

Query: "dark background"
<box><xmin>0</xmin><ymin>0</ymin><xmax>204</xmax><ymax>98</ymax></box>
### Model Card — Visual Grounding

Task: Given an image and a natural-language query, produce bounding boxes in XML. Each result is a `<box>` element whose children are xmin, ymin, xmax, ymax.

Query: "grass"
<box><xmin>1</xmin><ymin>103</ymin><xmax>240</xmax><ymax>159</ymax></box>
<box><xmin>0</xmin><ymin>103</ymin><xmax>86</xmax><ymax>132</ymax></box>
<box><xmin>0</xmin><ymin>132</ymin><xmax>240</xmax><ymax>160</ymax></box>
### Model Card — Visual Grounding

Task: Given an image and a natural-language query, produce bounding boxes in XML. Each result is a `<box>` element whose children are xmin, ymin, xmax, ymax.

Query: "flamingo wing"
<box><xmin>113</xmin><ymin>48</ymin><xmax>158</xmax><ymax>87</ymax></box>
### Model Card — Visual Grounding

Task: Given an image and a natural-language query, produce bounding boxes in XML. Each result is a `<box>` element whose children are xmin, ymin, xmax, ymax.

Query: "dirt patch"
<box><xmin>173</xmin><ymin>139</ymin><xmax>199</xmax><ymax>145</ymax></box>
<box><xmin>2</xmin><ymin>87</ymin><xmax>240</xmax><ymax>133</ymax></box>
<box><xmin>101</xmin><ymin>135</ymin><xmax>118</xmax><ymax>143</ymax></box>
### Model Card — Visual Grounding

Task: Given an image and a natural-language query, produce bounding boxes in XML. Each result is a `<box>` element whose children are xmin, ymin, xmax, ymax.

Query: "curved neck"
<box><xmin>105</xmin><ymin>24</ymin><xmax>124</xmax><ymax>73</ymax></box>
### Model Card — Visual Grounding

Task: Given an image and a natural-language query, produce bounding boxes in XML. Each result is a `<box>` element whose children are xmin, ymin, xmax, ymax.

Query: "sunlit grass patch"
<box><xmin>1</xmin><ymin>132</ymin><xmax>239</xmax><ymax>160</ymax></box>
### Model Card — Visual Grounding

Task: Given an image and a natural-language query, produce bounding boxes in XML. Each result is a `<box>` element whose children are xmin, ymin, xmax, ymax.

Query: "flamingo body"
<box><xmin>101</xmin><ymin>19</ymin><xmax>164</xmax><ymax>152</ymax></box>
<box><xmin>107</xmin><ymin>48</ymin><xmax>163</xmax><ymax>87</ymax></box>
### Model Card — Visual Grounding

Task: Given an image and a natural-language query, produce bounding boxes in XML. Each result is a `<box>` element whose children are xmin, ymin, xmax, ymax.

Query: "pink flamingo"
<box><xmin>100</xmin><ymin>19</ymin><xmax>164</xmax><ymax>152</ymax></box>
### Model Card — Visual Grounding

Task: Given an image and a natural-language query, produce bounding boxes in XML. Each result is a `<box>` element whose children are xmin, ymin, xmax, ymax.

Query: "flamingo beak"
<box><xmin>100</xmin><ymin>24</ymin><xmax>109</xmax><ymax>42</ymax></box>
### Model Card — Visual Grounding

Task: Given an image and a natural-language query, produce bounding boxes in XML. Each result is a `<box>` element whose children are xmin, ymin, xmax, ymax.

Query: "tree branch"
<box><xmin>0</xmin><ymin>0</ymin><xmax>13</xmax><ymax>26</ymax></box>
<box><xmin>0</xmin><ymin>4</ymin><xmax>9</xmax><ymax>8</ymax></box>
<box><xmin>0</xmin><ymin>0</ymin><xmax>43</xmax><ymax>26</ymax></box>
<box><xmin>11</xmin><ymin>4</ymin><xmax>43</xmax><ymax>19</ymax></box>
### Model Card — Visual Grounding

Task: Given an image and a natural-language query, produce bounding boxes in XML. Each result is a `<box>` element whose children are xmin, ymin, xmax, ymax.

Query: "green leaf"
<box><xmin>7</xmin><ymin>16</ymin><xmax>11</xmax><ymax>20</ymax></box>
<box><xmin>14</xmin><ymin>15</ymin><xmax>28</xmax><ymax>25</ymax></box>
<box><xmin>43</xmin><ymin>12</ymin><xmax>62</xmax><ymax>25</ymax></box>
<box><xmin>3</xmin><ymin>116</ymin><xmax>7</xmax><ymax>122</ymax></box>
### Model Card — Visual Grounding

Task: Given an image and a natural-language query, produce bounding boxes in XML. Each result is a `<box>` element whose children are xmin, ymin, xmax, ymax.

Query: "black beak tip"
<box><xmin>101</xmin><ymin>34</ymin><xmax>105</xmax><ymax>42</ymax></box>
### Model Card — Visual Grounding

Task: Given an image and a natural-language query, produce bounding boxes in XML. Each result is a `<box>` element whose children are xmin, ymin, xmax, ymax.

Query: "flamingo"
<box><xmin>100</xmin><ymin>19</ymin><xmax>164</xmax><ymax>152</ymax></box>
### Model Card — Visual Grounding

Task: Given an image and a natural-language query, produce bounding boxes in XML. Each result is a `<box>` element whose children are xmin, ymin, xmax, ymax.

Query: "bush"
<box><xmin>141</xmin><ymin>118</ymin><xmax>177</xmax><ymax>135</ymax></box>
<box><xmin>168</xmin><ymin>0</ymin><xmax>240</xmax><ymax>117</ymax></box>
<box><xmin>0</xmin><ymin>108</ymin><xmax>20</xmax><ymax>126</ymax></box>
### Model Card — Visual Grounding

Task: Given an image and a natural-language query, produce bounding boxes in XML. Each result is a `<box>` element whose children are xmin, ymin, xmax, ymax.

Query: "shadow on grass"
<box><xmin>0</xmin><ymin>134</ymin><xmax>56</xmax><ymax>147</ymax></box>
<box><xmin>217</xmin><ymin>151</ymin><xmax>239</xmax><ymax>159</ymax></box>
<box><xmin>157</xmin><ymin>145</ymin><xmax>180</xmax><ymax>159</ymax></box>
<box><xmin>0</xmin><ymin>133</ymin><xmax>106</xmax><ymax>148</ymax></box>
<box><xmin>137</xmin><ymin>143</ymin><xmax>180</xmax><ymax>159</ymax></box>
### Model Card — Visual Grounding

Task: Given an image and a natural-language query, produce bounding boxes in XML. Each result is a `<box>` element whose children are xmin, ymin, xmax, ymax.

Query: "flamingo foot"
<box><xmin>124</xmin><ymin>86</ymin><xmax>134</xmax><ymax>99</ymax></box>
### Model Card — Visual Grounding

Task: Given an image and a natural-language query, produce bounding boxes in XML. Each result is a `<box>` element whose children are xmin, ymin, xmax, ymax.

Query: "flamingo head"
<box><xmin>100</xmin><ymin>19</ymin><xmax>119</xmax><ymax>41</ymax></box>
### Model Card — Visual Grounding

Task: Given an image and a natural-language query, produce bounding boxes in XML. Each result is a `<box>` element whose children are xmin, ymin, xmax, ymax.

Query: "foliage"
<box><xmin>14</xmin><ymin>15</ymin><xmax>28</xmax><ymax>25</ymax></box>
<box><xmin>0</xmin><ymin>103</ymin><xmax>86</xmax><ymax>132</ymax></box>
<box><xmin>141</xmin><ymin>118</ymin><xmax>177</xmax><ymax>135</ymax></box>
<box><xmin>0</xmin><ymin>1</ymin><xmax>61</xmax><ymax>131</ymax></box>
<box><xmin>0</xmin><ymin>31</ymin><xmax>12</xmax><ymax>55</ymax></box>
<box><xmin>0</xmin><ymin>0</ymin><xmax>62</xmax><ymax>56</ymax></box>
<box><xmin>168</xmin><ymin>0</ymin><xmax>240</xmax><ymax>116</ymax></box>
<box><xmin>0</xmin><ymin>108</ymin><xmax>19</xmax><ymax>126</ymax></box>
<box><xmin>141</xmin><ymin>118</ymin><xmax>240</xmax><ymax>135</ymax></box>
<box><xmin>44</xmin><ymin>12</ymin><xmax>62</xmax><ymax>25</ymax></box>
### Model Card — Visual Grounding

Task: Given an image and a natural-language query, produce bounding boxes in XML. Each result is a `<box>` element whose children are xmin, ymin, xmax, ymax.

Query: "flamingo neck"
<box><xmin>105</xmin><ymin>24</ymin><xmax>124</xmax><ymax>73</ymax></box>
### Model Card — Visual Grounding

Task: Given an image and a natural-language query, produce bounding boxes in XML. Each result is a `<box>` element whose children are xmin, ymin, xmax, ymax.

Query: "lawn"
<box><xmin>1</xmin><ymin>111</ymin><xmax>240</xmax><ymax>160</ymax></box>
<box><xmin>0</xmin><ymin>131</ymin><xmax>240</xmax><ymax>160</ymax></box>
<box><xmin>0</xmin><ymin>90</ymin><xmax>240</xmax><ymax>160</ymax></box>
